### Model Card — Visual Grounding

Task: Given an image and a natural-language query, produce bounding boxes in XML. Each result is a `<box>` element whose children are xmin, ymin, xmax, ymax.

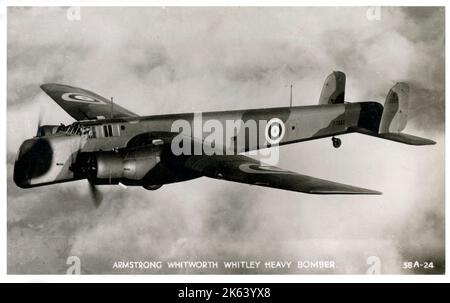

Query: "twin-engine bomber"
<box><xmin>13</xmin><ymin>71</ymin><xmax>436</xmax><ymax>205</ymax></box>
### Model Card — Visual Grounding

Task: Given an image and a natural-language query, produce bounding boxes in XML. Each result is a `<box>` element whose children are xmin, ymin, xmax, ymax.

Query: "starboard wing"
<box><xmin>40</xmin><ymin>83</ymin><xmax>138</xmax><ymax>121</ymax></box>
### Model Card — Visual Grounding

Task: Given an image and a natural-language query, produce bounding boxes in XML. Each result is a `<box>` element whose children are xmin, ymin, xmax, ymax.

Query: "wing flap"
<box><xmin>185</xmin><ymin>155</ymin><xmax>381</xmax><ymax>195</ymax></box>
<box><xmin>40</xmin><ymin>83</ymin><xmax>138</xmax><ymax>121</ymax></box>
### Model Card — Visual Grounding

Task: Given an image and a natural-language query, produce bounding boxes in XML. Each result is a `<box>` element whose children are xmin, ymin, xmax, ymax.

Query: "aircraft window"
<box><xmin>107</xmin><ymin>125</ymin><xmax>113</xmax><ymax>137</ymax></box>
<box><xmin>121</xmin><ymin>125</ymin><xmax>126</xmax><ymax>131</ymax></box>
<box><xmin>66</xmin><ymin>125</ymin><xmax>75</xmax><ymax>134</ymax></box>
<box><xmin>103</xmin><ymin>125</ymin><xmax>109</xmax><ymax>137</ymax></box>
<box><xmin>66</xmin><ymin>123</ymin><xmax>82</xmax><ymax>136</ymax></box>
<box><xmin>81</xmin><ymin>127</ymin><xmax>90</xmax><ymax>136</ymax></box>
<box><xmin>57</xmin><ymin>124</ymin><xmax>66</xmax><ymax>133</ymax></box>
<box><xmin>102</xmin><ymin>125</ymin><xmax>115</xmax><ymax>137</ymax></box>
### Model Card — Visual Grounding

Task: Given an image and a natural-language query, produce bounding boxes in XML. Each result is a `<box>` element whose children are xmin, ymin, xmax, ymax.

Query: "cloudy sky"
<box><xmin>7</xmin><ymin>7</ymin><xmax>444</xmax><ymax>274</ymax></box>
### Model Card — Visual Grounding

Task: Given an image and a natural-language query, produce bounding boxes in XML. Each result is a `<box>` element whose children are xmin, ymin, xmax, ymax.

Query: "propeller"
<box><xmin>83</xmin><ymin>156</ymin><xmax>103</xmax><ymax>208</ymax></box>
<box><xmin>67</xmin><ymin>127</ymin><xmax>102</xmax><ymax>208</ymax></box>
<box><xmin>88</xmin><ymin>180</ymin><xmax>103</xmax><ymax>208</ymax></box>
<box><xmin>35</xmin><ymin>111</ymin><xmax>42</xmax><ymax>137</ymax></box>
<box><xmin>33</xmin><ymin>106</ymin><xmax>104</xmax><ymax>208</ymax></box>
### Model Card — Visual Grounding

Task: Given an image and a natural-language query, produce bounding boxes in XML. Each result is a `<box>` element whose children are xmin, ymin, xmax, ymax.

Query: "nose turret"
<box><xmin>13</xmin><ymin>138</ymin><xmax>53</xmax><ymax>188</ymax></box>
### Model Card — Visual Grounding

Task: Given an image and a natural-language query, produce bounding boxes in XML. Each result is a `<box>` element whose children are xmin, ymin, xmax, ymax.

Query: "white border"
<box><xmin>0</xmin><ymin>0</ymin><xmax>448</xmax><ymax>283</ymax></box>
<box><xmin>3</xmin><ymin>0</ymin><xmax>450</xmax><ymax>7</ymax></box>
<box><xmin>1</xmin><ymin>0</ymin><xmax>6</xmax><ymax>284</ymax></box>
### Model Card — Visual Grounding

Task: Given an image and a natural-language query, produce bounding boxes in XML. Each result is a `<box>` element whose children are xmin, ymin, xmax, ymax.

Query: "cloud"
<box><xmin>7</xmin><ymin>7</ymin><xmax>444</xmax><ymax>274</ymax></box>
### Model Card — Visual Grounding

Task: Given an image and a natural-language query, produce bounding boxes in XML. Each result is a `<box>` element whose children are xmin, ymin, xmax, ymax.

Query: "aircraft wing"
<box><xmin>40</xmin><ymin>83</ymin><xmax>138</xmax><ymax>121</ymax></box>
<box><xmin>184</xmin><ymin>155</ymin><xmax>381</xmax><ymax>195</ymax></box>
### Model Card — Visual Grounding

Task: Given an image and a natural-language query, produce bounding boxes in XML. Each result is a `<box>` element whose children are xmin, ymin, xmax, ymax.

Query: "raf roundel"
<box><xmin>265</xmin><ymin>118</ymin><xmax>285</xmax><ymax>145</ymax></box>
<box><xmin>61</xmin><ymin>93</ymin><xmax>102</xmax><ymax>104</ymax></box>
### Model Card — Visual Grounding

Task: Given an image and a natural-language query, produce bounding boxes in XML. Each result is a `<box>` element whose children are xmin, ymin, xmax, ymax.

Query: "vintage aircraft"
<box><xmin>13</xmin><ymin>71</ymin><xmax>435</xmax><ymax>205</ymax></box>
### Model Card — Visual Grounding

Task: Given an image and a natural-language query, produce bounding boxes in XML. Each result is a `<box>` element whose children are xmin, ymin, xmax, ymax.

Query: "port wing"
<box><xmin>184</xmin><ymin>155</ymin><xmax>381</xmax><ymax>195</ymax></box>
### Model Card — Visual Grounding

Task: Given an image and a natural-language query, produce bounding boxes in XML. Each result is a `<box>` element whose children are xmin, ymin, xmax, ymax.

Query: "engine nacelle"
<box><xmin>78</xmin><ymin>147</ymin><xmax>161</xmax><ymax>183</ymax></box>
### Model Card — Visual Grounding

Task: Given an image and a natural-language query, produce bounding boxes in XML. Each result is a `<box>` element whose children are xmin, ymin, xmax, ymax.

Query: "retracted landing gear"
<box><xmin>332</xmin><ymin>136</ymin><xmax>342</xmax><ymax>148</ymax></box>
<box><xmin>143</xmin><ymin>184</ymin><xmax>163</xmax><ymax>191</ymax></box>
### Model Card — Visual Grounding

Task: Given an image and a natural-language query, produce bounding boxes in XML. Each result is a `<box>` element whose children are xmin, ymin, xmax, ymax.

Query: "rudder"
<box><xmin>379</xmin><ymin>83</ymin><xmax>409</xmax><ymax>133</ymax></box>
<box><xmin>319</xmin><ymin>71</ymin><xmax>346</xmax><ymax>105</ymax></box>
<box><xmin>359</xmin><ymin>82</ymin><xmax>435</xmax><ymax>145</ymax></box>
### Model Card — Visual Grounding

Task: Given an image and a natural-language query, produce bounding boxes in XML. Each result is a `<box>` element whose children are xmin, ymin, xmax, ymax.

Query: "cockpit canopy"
<box><xmin>37</xmin><ymin>122</ymin><xmax>91</xmax><ymax>137</ymax></box>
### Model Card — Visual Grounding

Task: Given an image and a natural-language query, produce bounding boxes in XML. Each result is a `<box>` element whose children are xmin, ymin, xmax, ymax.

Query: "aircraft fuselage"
<box><xmin>13</xmin><ymin>101</ymin><xmax>383</xmax><ymax>189</ymax></box>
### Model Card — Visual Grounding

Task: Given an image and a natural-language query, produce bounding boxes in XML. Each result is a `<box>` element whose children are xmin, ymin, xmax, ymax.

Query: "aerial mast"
<box><xmin>110</xmin><ymin>97</ymin><xmax>114</xmax><ymax>119</ymax></box>
<box><xmin>289</xmin><ymin>84</ymin><xmax>293</xmax><ymax>107</ymax></box>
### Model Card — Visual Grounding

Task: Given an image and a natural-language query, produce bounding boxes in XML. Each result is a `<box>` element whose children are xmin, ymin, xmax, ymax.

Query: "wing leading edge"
<box><xmin>184</xmin><ymin>155</ymin><xmax>381</xmax><ymax>195</ymax></box>
<box><xmin>40</xmin><ymin>83</ymin><xmax>138</xmax><ymax>121</ymax></box>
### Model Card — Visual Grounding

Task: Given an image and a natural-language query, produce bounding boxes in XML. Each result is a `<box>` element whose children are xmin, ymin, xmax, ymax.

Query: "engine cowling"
<box><xmin>77</xmin><ymin>147</ymin><xmax>161</xmax><ymax>183</ymax></box>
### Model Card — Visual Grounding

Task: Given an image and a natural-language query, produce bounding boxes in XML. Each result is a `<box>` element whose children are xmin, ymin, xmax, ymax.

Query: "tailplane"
<box><xmin>377</xmin><ymin>132</ymin><xmax>436</xmax><ymax>145</ymax></box>
<box><xmin>357</xmin><ymin>82</ymin><xmax>435</xmax><ymax>145</ymax></box>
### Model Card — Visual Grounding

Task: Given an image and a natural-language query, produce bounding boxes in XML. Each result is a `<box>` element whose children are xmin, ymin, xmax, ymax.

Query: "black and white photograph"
<box><xmin>6</xmin><ymin>5</ymin><xmax>445</xmax><ymax>275</ymax></box>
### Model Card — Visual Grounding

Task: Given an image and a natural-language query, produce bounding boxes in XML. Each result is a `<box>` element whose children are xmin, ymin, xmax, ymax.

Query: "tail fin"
<box><xmin>379</xmin><ymin>82</ymin><xmax>409</xmax><ymax>133</ymax></box>
<box><xmin>319</xmin><ymin>71</ymin><xmax>346</xmax><ymax>105</ymax></box>
<box><xmin>357</xmin><ymin>82</ymin><xmax>435</xmax><ymax>145</ymax></box>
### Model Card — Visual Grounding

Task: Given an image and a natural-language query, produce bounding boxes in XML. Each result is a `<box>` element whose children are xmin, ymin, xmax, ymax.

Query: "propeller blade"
<box><xmin>36</xmin><ymin>112</ymin><xmax>42</xmax><ymax>137</ymax></box>
<box><xmin>88</xmin><ymin>181</ymin><xmax>103</xmax><ymax>208</ymax></box>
